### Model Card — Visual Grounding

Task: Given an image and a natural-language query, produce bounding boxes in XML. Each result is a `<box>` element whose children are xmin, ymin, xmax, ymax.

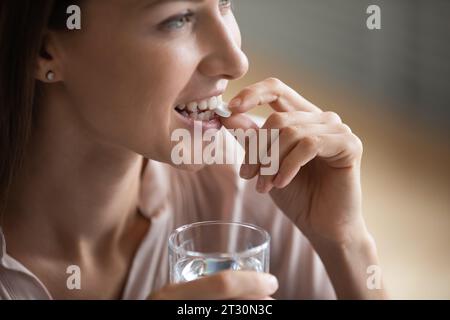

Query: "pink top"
<box><xmin>0</xmin><ymin>135</ymin><xmax>335</xmax><ymax>300</ymax></box>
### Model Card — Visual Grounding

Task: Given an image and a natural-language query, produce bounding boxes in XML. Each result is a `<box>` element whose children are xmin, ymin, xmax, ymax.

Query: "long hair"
<box><xmin>0</xmin><ymin>0</ymin><xmax>78</xmax><ymax>216</ymax></box>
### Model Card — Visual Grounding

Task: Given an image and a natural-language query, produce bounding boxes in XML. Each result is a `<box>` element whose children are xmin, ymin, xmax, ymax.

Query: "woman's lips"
<box><xmin>173</xmin><ymin>93</ymin><xmax>226</xmax><ymax>130</ymax></box>
<box><xmin>174</xmin><ymin>108</ymin><xmax>222</xmax><ymax>130</ymax></box>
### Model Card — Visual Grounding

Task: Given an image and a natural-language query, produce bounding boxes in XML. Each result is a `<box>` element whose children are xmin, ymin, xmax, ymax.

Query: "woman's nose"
<box><xmin>197</xmin><ymin>16</ymin><xmax>249</xmax><ymax>81</ymax></box>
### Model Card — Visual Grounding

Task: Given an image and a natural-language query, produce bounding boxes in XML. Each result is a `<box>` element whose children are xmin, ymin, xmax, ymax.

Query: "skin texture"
<box><xmin>3</xmin><ymin>0</ymin><xmax>386</xmax><ymax>299</ymax></box>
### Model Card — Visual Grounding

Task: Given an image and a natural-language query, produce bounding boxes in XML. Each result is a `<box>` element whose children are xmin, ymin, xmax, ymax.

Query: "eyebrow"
<box><xmin>143</xmin><ymin>0</ymin><xmax>204</xmax><ymax>9</ymax></box>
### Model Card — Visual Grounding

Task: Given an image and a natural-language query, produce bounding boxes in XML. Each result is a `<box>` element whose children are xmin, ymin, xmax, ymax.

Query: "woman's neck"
<box><xmin>2</xmin><ymin>97</ymin><xmax>145</xmax><ymax>259</ymax></box>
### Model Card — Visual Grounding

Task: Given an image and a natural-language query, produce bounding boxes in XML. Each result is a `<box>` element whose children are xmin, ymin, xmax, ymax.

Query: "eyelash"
<box><xmin>161</xmin><ymin>0</ymin><xmax>234</xmax><ymax>31</ymax></box>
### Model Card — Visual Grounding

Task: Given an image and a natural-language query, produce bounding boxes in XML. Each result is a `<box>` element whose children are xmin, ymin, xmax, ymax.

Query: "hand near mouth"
<box><xmin>221</xmin><ymin>77</ymin><xmax>386</xmax><ymax>300</ymax></box>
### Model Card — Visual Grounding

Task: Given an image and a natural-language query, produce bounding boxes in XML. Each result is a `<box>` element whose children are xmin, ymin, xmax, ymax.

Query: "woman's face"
<box><xmin>53</xmin><ymin>0</ymin><xmax>248</xmax><ymax>166</ymax></box>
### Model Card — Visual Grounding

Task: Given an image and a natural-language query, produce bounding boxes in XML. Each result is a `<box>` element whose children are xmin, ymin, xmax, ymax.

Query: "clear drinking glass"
<box><xmin>169</xmin><ymin>221</ymin><xmax>270</xmax><ymax>283</ymax></box>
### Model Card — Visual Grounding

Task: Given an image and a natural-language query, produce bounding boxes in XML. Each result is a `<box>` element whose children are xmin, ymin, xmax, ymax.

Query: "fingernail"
<box><xmin>229</xmin><ymin>98</ymin><xmax>242</xmax><ymax>109</ymax></box>
<box><xmin>265</xmin><ymin>275</ymin><xmax>279</xmax><ymax>291</ymax></box>
<box><xmin>240</xmin><ymin>165</ymin><xmax>250</xmax><ymax>179</ymax></box>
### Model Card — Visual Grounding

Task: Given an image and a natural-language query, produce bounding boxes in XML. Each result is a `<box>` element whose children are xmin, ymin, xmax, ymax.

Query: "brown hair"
<box><xmin>0</xmin><ymin>0</ymin><xmax>78</xmax><ymax>215</ymax></box>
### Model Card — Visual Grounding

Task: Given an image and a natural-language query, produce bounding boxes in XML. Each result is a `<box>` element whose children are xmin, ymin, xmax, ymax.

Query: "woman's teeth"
<box><xmin>175</xmin><ymin>95</ymin><xmax>223</xmax><ymax>121</ymax></box>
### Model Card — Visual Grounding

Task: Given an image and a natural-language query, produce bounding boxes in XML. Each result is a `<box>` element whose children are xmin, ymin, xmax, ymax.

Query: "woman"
<box><xmin>0</xmin><ymin>0</ymin><xmax>386</xmax><ymax>299</ymax></box>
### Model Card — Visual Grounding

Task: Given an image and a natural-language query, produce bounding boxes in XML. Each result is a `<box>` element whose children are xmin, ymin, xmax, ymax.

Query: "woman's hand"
<box><xmin>222</xmin><ymin>78</ymin><xmax>386</xmax><ymax>299</ymax></box>
<box><xmin>148</xmin><ymin>271</ymin><xmax>278</xmax><ymax>300</ymax></box>
<box><xmin>222</xmin><ymin>78</ymin><xmax>367</xmax><ymax>246</ymax></box>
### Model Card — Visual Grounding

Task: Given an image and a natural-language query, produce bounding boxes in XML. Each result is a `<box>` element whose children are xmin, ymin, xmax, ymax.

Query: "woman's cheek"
<box><xmin>126</xmin><ymin>64</ymin><xmax>195</xmax><ymax>160</ymax></box>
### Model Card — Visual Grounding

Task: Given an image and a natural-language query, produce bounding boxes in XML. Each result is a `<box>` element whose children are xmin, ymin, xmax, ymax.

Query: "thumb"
<box><xmin>221</xmin><ymin>113</ymin><xmax>259</xmax><ymax>135</ymax></box>
<box><xmin>220</xmin><ymin>114</ymin><xmax>261</xmax><ymax>179</ymax></box>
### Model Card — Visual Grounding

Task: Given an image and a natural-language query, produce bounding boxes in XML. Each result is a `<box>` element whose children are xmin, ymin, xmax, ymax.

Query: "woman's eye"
<box><xmin>162</xmin><ymin>12</ymin><xmax>194</xmax><ymax>30</ymax></box>
<box><xmin>160</xmin><ymin>0</ymin><xmax>233</xmax><ymax>32</ymax></box>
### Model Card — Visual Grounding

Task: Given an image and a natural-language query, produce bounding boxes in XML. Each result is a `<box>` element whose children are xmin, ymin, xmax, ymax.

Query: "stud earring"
<box><xmin>46</xmin><ymin>71</ymin><xmax>55</xmax><ymax>81</ymax></box>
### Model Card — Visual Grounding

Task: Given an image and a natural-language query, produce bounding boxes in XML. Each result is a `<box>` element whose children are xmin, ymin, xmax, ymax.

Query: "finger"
<box><xmin>228</xmin><ymin>78</ymin><xmax>322</xmax><ymax>114</ymax></box>
<box><xmin>221</xmin><ymin>113</ymin><xmax>259</xmax><ymax>133</ymax></box>
<box><xmin>261</xmin><ymin>111</ymin><xmax>323</xmax><ymax>130</ymax></box>
<box><xmin>235</xmin><ymin>296</ymin><xmax>276</xmax><ymax>300</ymax></box>
<box><xmin>259</xmin><ymin>111</ymin><xmax>345</xmax><ymax>158</ymax></box>
<box><xmin>240</xmin><ymin>112</ymin><xmax>324</xmax><ymax>180</ymax></box>
<box><xmin>257</xmin><ymin>124</ymin><xmax>339</xmax><ymax>193</ymax></box>
<box><xmin>221</xmin><ymin>114</ymin><xmax>262</xmax><ymax>179</ymax></box>
<box><xmin>204</xmin><ymin>271</ymin><xmax>278</xmax><ymax>300</ymax></box>
<box><xmin>315</xmin><ymin>133</ymin><xmax>363</xmax><ymax>168</ymax></box>
<box><xmin>272</xmin><ymin>137</ymin><xmax>319</xmax><ymax>189</ymax></box>
<box><xmin>151</xmin><ymin>271</ymin><xmax>279</xmax><ymax>300</ymax></box>
<box><xmin>272</xmin><ymin>133</ymin><xmax>363</xmax><ymax>189</ymax></box>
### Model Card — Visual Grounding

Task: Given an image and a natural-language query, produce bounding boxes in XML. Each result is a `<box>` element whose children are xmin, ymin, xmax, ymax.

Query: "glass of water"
<box><xmin>169</xmin><ymin>221</ymin><xmax>270</xmax><ymax>283</ymax></box>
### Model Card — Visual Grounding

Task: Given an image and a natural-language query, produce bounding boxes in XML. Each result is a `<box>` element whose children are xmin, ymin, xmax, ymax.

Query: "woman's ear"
<box><xmin>35</xmin><ymin>32</ymin><xmax>63</xmax><ymax>83</ymax></box>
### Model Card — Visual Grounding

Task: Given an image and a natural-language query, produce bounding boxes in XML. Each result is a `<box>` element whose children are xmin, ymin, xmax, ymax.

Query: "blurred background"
<box><xmin>225</xmin><ymin>0</ymin><xmax>450</xmax><ymax>299</ymax></box>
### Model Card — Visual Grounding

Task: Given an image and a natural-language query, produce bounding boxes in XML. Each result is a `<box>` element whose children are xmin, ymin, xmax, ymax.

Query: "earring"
<box><xmin>46</xmin><ymin>71</ymin><xmax>55</xmax><ymax>81</ymax></box>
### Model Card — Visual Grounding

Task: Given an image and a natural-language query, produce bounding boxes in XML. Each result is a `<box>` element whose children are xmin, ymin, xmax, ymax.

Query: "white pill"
<box><xmin>214</xmin><ymin>102</ymin><xmax>232</xmax><ymax>118</ymax></box>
